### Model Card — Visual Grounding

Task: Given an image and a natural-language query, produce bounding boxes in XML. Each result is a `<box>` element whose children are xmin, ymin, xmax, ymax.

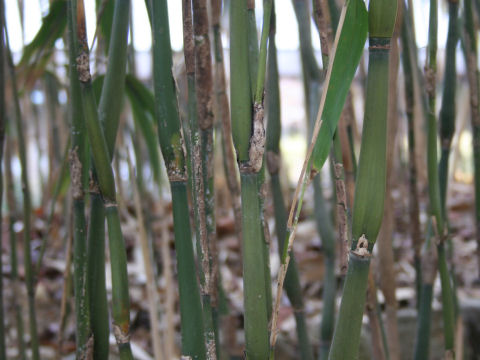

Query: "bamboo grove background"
<box><xmin>0</xmin><ymin>0</ymin><xmax>479</xmax><ymax>359</ymax></box>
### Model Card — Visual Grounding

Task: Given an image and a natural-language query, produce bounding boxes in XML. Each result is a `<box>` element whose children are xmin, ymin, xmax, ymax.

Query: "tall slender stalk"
<box><xmin>230</xmin><ymin>1</ymin><xmax>272</xmax><ymax>358</ymax></box>
<box><xmin>265</xmin><ymin>9</ymin><xmax>314</xmax><ymax>359</ymax></box>
<box><xmin>211</xmin><ymin>0</ymin><xmax>242</xmax><ymax>244</ymax></box>
<box><xmin>182</xmin><ymin>1</ymin><xmax>217</xmax><ymax>357</ymax></box>
<box><xmin>72</xmin><ymin>1</ymin><xmax>134</xmax><ymax>358</ymax></box>
<box><xmin>127</xmin><ymin>153</ymin><xmax>164</xmax><ymax>360</ymax></box>
<box><xmin>82</xmin><ymin>0</ymin><xmax>131</xmax><ymax>357</ymax></box>
<box><xmin>248</xmin><ymin>0</ymin><xmax>273</xmax><ymax>325</ymax></box>
<box><xmin>67</xmin><ymin>0</ymin><xmax>91</xmax><ymax>356</ymax></box>
<box><xmin>151</xmin><ymin>0</ymin><xmax>206</xmax><ymax>358</ymax></box>
<box><xmin>0</xmin><ymin>1</ymin><xmax>6</xmax><ymax>357</ymax></box>
<box><xmin>439</xmin><ymin>0</ymin><xmax>459</xmax><ymax>211</ymax></box>
<box><xmin>424</xmin><ymin>0</ymin><xmax>456</xmax><ymax>355</ymax></box>
<box><xmin>464</xmin><ymin>0</ymin><xmax>480</xmax><ymax>281</ymax></box>
<box><xmin>270</xmin><ymin>0</ymin><xmax>368</xmax><ymax>353</ymax></box>
<box><xmin>5</xmin><ymin>137</ymin><xmax>26</xmax><ymax>360</ymax></box>
<box><xmin>5</xmin><ymin>27</ymin><xmax>40</xmax><ymax>360</ymax></box>
<box><xmin>377</xmin><ymin>7</ymin><xmax>402</xmax><ymax>359</ymax></box>
<box><xmin>400</xmin><ymin>0</ymin><xmax>422</xmax><ymax>306</ymax></box>
<box><xmin>192</xmin><ymin>1</ymin><xmax>219</xmax><ymax>353</ymax></box>
<box><xmin>328</xmin><ymin>1</ymin><xmax>397</xmax><ymax>358</ymax></box>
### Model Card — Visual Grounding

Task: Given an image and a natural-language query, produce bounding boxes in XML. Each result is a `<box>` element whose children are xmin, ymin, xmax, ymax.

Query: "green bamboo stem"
<box><xmin>211</xmin><ymin>0</ymin><xmax>242</xmax><ymax>244</ymax></box>
<box><xmin>5</xmin><ymin>137</ymin><xmax>26</xmax><ymax>360</ymax></box>
<box><xmin>247</xmin><ymin>0</ymin><xmax>259</xmax><ymax>101</ymax></box>
<box><xmin>296</xmin><ymin>1</ymin><xmax>344</xmax><ymax>355</ymax></box>
<box><xmin>87</xmin><ymin>193</ymin><xmax>109</xmax><ymax>359</ymax></box>
<box><xmin>5</xmin><ymin>29</ymin><xmax>40</xmax><ymax>360</ymax></box>
<box><xmin>425</xmin><ymin>0</ymin><xmax>455</xmax><ymax>355</ymax></box>
<box><xmin>249</xmin><ymin>0</ymin><xmax>274</xmax><ymax>324</ymax></box>
<box><xmin>240</xmin><ymin>173</ymin><xmax>270</xmax><ymax>359</ymax></box>
<box><xmin>329</xmin><ymin>0</ymin><xmax>396</xmax><ymax>357</ymax></box>
<box><xmin>151</xmin><ymin>0</ymin><xmax>206</xmax><ymax>357</ymax></box>
<box><xmin>438</xmin><ymin>0</ymin><xmax>459</xmax><ymax>211</ymax></box>
<box><xmin>413</xmin><ymin>222</ymin><xmax>437</xmax><ymax>360</ymax></box>
<box><xmin>192</xmin><ymin>1</ymin><xmax>220</xmax><ymax>353</ymax></box>
<box><xmin>211</xmin><ymin>2</ymin><xmax>241</xmax><ymax>355</ymax></box>
<box><xmin>83</xmin><ymin>0</ymin><xmax>130</xmax><ymax>356</ymax></box>
<box><xmin>0</xmin><ymin>1</ymin><xmax>6</xmax><ymax>356</ymax></box>
<box><xmin>67</xmin><ymin>0</ymin><xmax>91</xmax><ymax>355</ymax></box>
<box><xmin>182</xmin><ymin>1</ymin><xmax>217</xmax><ymax>357</ymax></box>
<box><xmin>310</xmin><ymin>82</ymin><xmax>338</xmax><ymax>359</ymax></box>
<box><xmin>73</xmin><ymin>1</ymin><xmax>133</xmax><ymax>358</ymax></box>
<box><xmin>400</xmin><ymin>0</ymin><xmax>422</xmax><ymax>306</ymax></box>
<box><xmin>265</xmin><ymin>16</ymin><xmax>314</xmax><ymax>359</ymax></box>
<box><xmin>230</xmin><ymin>1</ymin><xmax>270</xmax><ymax>358</ymax></box>
<box><xmin>170</xmin><ymin>182</ymin><xmax>207</xmax><ymax>359</ymax></box>
<box><xmin>464</xmin><ymin>0</ymin><xmax>480</xmax><ymax>281</ymax></box>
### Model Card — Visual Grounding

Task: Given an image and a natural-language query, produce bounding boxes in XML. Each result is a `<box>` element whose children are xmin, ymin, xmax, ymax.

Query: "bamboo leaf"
<box><xmin>311</xmin><ymin>0</ymin><xmax>367</xmax><ymax>173</ymax></box>
<box><xmin>125</xmin><ymin>75</ymin><xmax>161</xmax><ymax>184</ymax></box>
<box><xmin>19</xmin><ymin>0</ymin><xmax>67</xmax><ymax>69</ymax></box>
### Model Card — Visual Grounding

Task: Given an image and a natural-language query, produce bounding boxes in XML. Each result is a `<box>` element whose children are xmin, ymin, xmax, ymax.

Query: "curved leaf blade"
<box><xmin>311</xmin><ymin>0</ymin><xmax>368</xmax><ymax>173</ymax></box>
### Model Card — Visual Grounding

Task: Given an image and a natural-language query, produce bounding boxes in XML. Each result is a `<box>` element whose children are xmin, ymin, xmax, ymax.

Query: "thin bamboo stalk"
<box><xmin>83</xmin><ymin>0</ymin><xmax>131</xmax><ymax>357</ymax></box>
<box><xmin>72</xmin><ymin>1</ymin><xmax>134</xmax><ymax>358</ymax></box>
<box><xmin>66</xmin><ymin>1</ymin><xmax>91</xmax><ymax>354</ymax></box>
<box><xmin>127</xmin><ymin>153</ymin><xmax>164</xmax><ymax>360</ymax></box>
<box><xmin>399</xmin><ymin>0</ymin><xmax>422</xmax><ymax>306</ymax></box>
<box><xmin>413</xmin><ymin>222</ymin><xmax>437</xmax><ymax>360</ymax></box>
<box><xmin>265</xmin><ymin>9</ymin><xmax>314</xmax><ymax>359</ymax></box>
<box><xmin>424</xmin><ymin>0</ymin><xmax>456</xmax><ymax>355</ymax></box>
<box><xmin>463</xmin><ymin>0</ymin><xmax>480</xmax><ymax>281</ymax></box>
<box><xmin>366</xmin><ymin>273</ymin><xmax>387</xmax><ymax>360</ymax></box>
<box><xmin>5</xmin><ymin>27</ymin><xmax>40</xmax><ymax>360</ymax></box>
<box><xmin>151</xmin><ymin>0</ymin><xmax>206</xmax><ymax>357</ymax></box>
<box><xmin>230</xmin><ymin>1</ymin><xmax>271</xmax><ymax>358</ymax></box>
<box><xmin>377</xmin><ymin>8</ymin><xmax>401</xmax><ymax>359</ymax></box>
<box><xmin>0</xmin><ymin>1</ymin><xmax>6</xmax><ymax>356</ymax></box>
<box><xmin>292</xmin><ymin>4</ymin><xmax>338</xmax><ymax>355</ymax></box>
<box><xmin>182</xmin><ymin>1</ymin><xmax>216</xmax><ymax>356</ymax></box>
<box><xmin>328</xmin><ymin>1</ymin><xmax>397</xmax><ymax>357</ymax></box>
<box><xmin>270</xmin><ymin>0</ymin><xmax>368</xmax><ymax>353</ymax></box>
<box><xmin>211</xmin><ymin>0</ymin><xmax>242</xmax><ymax>244</ymax></box>
<box><xmin>5</xmin><ymin>137</ymin><xmax>26</xmax><ymax>360</ymax></box>
<box><xmin>58</xmin><ymin>195</ymin><xmax>74</xmax><ymax>358</ymax></box>
<box><xmin>247</xmin><ymin>0</ymin><xmax>273</xmax><ymax>325</ymax></box>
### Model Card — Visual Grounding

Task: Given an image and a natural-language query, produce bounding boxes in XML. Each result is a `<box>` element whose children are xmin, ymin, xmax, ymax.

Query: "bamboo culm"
<box><xmin>5</xmin><ymin>27</ymin><xmax>40</xmax><ymax>360</ymax></box>
<box><xmin>328</xmin><ymin>0</ymin><xmax>397</xmax><ymax>358</ymax></box>
<box><xmin>151</xmin><ymin>0</ymin><xmax>207</xmax><ymax>358</ymax></box>
<box><xmin>265</xmin><ymin>11</ymin><xmax>314</xmax><ymax>359</ymax></box>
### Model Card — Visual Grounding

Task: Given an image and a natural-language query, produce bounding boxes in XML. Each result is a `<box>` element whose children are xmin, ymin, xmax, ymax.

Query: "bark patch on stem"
<box><xmin>243</xmin><ymin>102</ymin><xmax>266</xmax><ymax>173</ymax></box>
<box><xmin>69</xmin><ymin>147</ymin><xmax>84</xmax><ymax>200</ymax></box>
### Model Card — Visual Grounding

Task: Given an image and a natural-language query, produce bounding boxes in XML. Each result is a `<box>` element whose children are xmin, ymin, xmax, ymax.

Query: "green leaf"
<box><xmin>20</xmin><ymin>0</ymin><xmax>67</xmax><ymax>74</ymax></box>
<box><xmin>311</xmin><ymin>0</ymin><xmax>368</xmax><ymax>173</ymax></box>
<box><xmin>125</xmin><ymin>75</ymin><xmax>161</xmax><ymax>184</ymax></box>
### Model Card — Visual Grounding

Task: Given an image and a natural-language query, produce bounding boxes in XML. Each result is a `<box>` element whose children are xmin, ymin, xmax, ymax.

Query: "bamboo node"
<box><xmin>76</xmin><ymin>52</ymin><xmax>91</xmax><ymax>83</ymax></box>
<box><xmin>167</xmin><ymin>166</ymin><xmax>187</xmax><ymax>182</ymax></box>
<box><xmin>352</xmin><ymin>234</ymin><xmax>370</xmax><ymax>257</ymax></box>
<box><xmin>113</xmin><ymin>323</ymin><xmax>130</xmax><ymax>344</ymax></box>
